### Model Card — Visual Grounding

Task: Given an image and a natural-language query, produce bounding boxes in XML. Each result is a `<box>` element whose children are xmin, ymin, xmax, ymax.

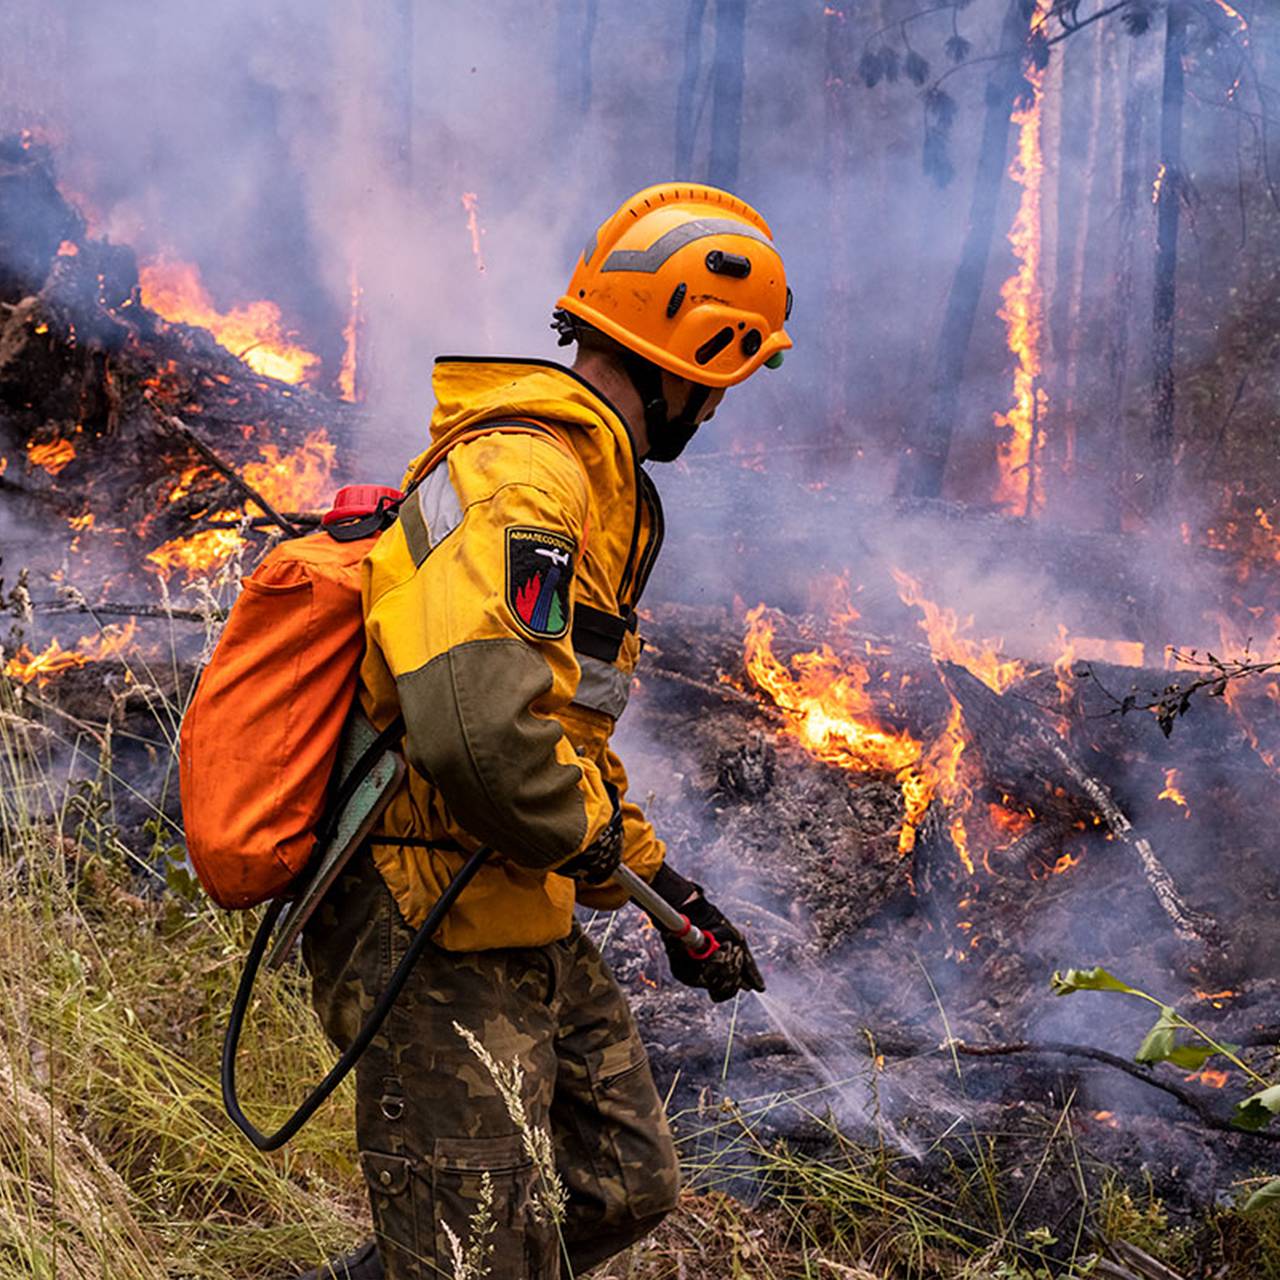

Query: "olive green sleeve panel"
<box><xmin>573</xmin><ymin>746</ymin><xmax>667</xmax><ymax>911</ymax></box>
<box><xmin>396</xmin><ymin>638</ymin><xmax>592</xmax><ymax>870</ymax></box>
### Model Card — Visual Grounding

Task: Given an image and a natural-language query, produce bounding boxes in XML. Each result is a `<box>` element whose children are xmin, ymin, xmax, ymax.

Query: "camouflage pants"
<box><xmin>302</xmin><ymin>847</ymin><xmax>680</xmax><ymax>1279</ymax></box>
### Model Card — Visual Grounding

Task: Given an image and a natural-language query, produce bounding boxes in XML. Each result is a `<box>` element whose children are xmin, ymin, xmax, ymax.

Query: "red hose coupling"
<box><xmin>677</xmin><ymin>915</ymin><xmax>720</xmax><ymax>961</ymax></box>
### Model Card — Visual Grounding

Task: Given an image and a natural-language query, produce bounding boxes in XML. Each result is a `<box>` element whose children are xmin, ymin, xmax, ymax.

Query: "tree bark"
<box><xmin>822</xmin><ymin>4</ymin><xmax>854</xmax><ymax>443</ymax></box>
<box><xmin>708</xmin><ymin>0</ymin><xmax>747</xmax><ymax>190</ymax></box>
<box><xmin>1150</xmin><ymin>2</ymin><xmax>1188</xmax><ymax>517</ymax></box>
<box><xmin>1103</xmin><ymin>35</ymin><xmax>1145</xmax><ymax>532</ymax></box>
<box><xmin>554</xmin><ymin>0</ymin><xmax>599</xmax><ymax>130</ymax></box>
<box><xmin>1060</xmin><ymin>17</ymin><xmax>1106</xmax><ymax>497</ymax></box>
<box><xmin>385</xmin><ymin>0</ymin><xmax>413</xmax><ymax>191</ymax></box>
<box><xmin>674</xmin><ymin>0</ymin><xmax>708</xmax><ymax>179</ymax></box>
<box><xmin>894</xmin><ymin>0</ymin><xmax>1037</xmax><ymax>500</ymax></box>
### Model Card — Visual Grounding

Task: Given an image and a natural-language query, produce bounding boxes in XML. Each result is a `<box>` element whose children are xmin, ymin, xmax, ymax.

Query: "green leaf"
<box><xmin>1235</xmin><ymin>1085</ymin><xmax>1280</xmax><ymax>1132</ymax></box>
<box><xmin>1167</xmin><ymin>1042</ymin><xmax>1237</xmax><ymax>1070</ymax></box>
<box><xmin>1243</xmin><ymin>1177</ymin><xmax>1280</xmax><ymax>1213</ymax></box>
<box><xmin>1050</xmin><ymin>967</ymin><xmax>1135</xmax><ymax>997</ymax></box>
<box><xmin>1135</xmin><ymin>1007</ymin><xmax>1179</xmax><ymax>1065</ymax></box>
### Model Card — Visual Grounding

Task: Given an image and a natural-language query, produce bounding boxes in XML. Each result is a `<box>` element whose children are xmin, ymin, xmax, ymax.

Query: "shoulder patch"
<box><xmin>505</xmin><ymin>527</ymin><xmax>575</xmax><ymax>639</ymax></box>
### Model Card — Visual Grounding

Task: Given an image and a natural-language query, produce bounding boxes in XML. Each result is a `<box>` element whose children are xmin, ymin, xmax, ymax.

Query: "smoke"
<box><xmin>3</xmin><ymin>0</ymin><xmax>1278</xmax><ymax>1177</ymax></box>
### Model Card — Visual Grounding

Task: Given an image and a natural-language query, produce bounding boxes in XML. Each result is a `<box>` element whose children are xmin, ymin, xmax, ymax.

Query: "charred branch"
<box><xmin>147</xmin><ymin>402</ymin><xmax>306</xmax><ymax>537</ymax></box>
<box><xmin>951</xmin><ymin>1039</ymin><xmax>1280</xmax><ymax>1141</ymax></box>
<box><xmin>29</xmin><ymin>599</ymin><xmax>226</xmax><ymax>624</ymax></box>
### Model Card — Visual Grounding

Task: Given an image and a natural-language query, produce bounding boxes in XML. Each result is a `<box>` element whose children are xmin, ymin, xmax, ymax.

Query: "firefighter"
<box><xmin>296</xmin><ymin>183</ymin><xmax>791</xmax><ymax>1280</ymax></box>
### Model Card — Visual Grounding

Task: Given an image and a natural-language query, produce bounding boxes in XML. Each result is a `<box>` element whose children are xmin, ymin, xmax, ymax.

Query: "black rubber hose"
<box><xmin>221</xmin><ymin>845</ymin><xmax>492</xmax><ymax>1151</ymax></box>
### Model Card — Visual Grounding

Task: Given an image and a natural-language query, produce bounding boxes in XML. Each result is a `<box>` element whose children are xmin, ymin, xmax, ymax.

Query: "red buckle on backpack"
<box><xmin>322</xmin><ymin>485</ymin><xmax>404</xmax><ymax>527</ymax></box>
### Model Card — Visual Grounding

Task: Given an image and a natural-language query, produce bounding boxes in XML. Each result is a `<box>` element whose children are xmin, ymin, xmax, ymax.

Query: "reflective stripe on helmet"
<box><xmin>601</xmin><ymin>217</ymin><xmax>775</xmax><ymax>275</ymax></box>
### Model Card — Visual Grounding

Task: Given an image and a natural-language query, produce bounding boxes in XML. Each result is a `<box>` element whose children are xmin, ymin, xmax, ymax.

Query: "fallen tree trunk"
<box><xmin>938</xmin><ymin>660</ymin><xmax>1219</xmax><ymax>945</ymax></box>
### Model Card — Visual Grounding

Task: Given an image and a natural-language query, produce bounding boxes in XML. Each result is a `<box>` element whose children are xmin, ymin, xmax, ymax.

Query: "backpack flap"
<box><xmin>265</xmin><ymin>709</ymin><xmax>406</xmax><ymax>968</ymax></box>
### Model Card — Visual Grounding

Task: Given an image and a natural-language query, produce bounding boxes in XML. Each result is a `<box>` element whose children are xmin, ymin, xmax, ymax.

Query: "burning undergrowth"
<box><xmin>4</xmin><ymin>130</ymin><xmax>1280</xmax><ymax>1260</ymax></box>
<box><xmin>0</xmin><ymin>135</ymin><xmax>361</xmax><ymax>671</ymax></box>
<box><xmin>600</xmin><ymin>593</ymin><xmax>1280</xmax><ymax>1222</ymax></box>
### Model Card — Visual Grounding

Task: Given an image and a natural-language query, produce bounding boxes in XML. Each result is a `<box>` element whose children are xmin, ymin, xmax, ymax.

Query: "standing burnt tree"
<box><xmin>672</xmin><ymin>0</ymin><xmax>747</xmax><ymax>189</ymax></box>
<box><xmin>893</xmin><ymin>0</ymin><xmax>1044</xmax><ymax>501</ymax></box>
<box><xmin>1150</xmin><ymin>0</ymin><xmax>1188</xmax><ymax>519</ymax></box>
<box><xmin>871</xmin><ymin>0</ymin><xmax>1264</xmax><ymax>517</ymax></box>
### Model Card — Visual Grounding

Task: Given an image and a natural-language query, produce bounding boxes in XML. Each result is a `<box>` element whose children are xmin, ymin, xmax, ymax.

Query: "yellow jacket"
<box><xmin>358</xmin><ymin>357</ymin><xmax>667</xmax><ymax>950</ymax></box>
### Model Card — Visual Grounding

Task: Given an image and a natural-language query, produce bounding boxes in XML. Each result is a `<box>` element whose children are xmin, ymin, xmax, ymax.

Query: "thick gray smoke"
<box><xmin>3</xmin><ymin>0</ymin><xmax>1277</xmax><ymax>1157</ymax></box>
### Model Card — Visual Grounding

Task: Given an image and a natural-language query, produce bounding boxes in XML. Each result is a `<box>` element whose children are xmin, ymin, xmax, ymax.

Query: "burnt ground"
<box><xmin>596</xmin><ymin>604</ymin><xmax>1280</xmax><ymax>1235</ymax></box>
<box><xmin>7</xmin><ymin>593</ymin><xmax>1280</xmax><ymax>1256</ymax></box>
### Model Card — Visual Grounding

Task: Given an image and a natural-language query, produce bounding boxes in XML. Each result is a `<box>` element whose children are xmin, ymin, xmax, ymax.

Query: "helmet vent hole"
<box><xmin>705</xmin><ymin>249</ymin><xmax>752</xmax><ymax>278</ymax></box>
<box><xmin>741</xmin><ymin>329</ymin><xmax>762</xmax><ymax>357</ymax></box>
<box><xmin>695</xmin><ymin>327</ymin><xmax>735</xmax><ymax>366</ymax></box>
<box><xmin>666</xmin><ymin>283</ymin><xmax>687</xmax><ymax>318</ymax></box>
<box><xmin>785</xmin><ymin>286</ymin><xmax>794</xmax><ymax>320</ymax></box>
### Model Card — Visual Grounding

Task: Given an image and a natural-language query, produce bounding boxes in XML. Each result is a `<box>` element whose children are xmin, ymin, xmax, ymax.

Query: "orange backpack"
<box><xmin>178</xmin><ymin>486</ymin><xmax>400</xmax><ymax>908</ymax></box>
<box><xmin>179</xmin><ymin>420</ymin><xmax>558</xmax><ymax>911</ymax></box>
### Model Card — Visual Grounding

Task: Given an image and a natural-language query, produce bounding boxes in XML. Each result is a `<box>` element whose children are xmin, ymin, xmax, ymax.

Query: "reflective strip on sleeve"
<box><xmin>571</xmin><ymin>655</ymin><xmax>632</xmax><ymax>720</ymax></box>
<box><xmin>401</xmin><ymin>465</ymin><xmax>465</xmax><ymax>568</ymax></box>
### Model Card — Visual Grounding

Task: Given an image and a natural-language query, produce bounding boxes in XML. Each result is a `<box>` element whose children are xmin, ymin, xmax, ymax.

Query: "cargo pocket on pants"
<box><xmin>360</xmin><ymin>1151</ymin><xmax>426</xmax><ymax>1278</ymax></box>
<box><xmin>583</xmin><ymin>1037</ymin><xmax>680</xmax><ymax>1222</ymax></box>
<box><xmin>432</xmin><ymin>1132</ymin><xmax>557</xmax><ymax>1280</ymax></box>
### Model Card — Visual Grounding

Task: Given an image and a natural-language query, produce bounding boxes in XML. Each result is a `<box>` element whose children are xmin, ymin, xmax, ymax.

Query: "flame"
<box><xmin>241</xmin><ymin>430</ymin><xmax>336</xmax><ymax>512</ymax></box>
<box><xmin>1053</xmin><ymin>625</ymin><xmax>1077</xmax><ymax>709</ymax></box>
<box><xmin>921</xmin><ymin>699</ymin><xmax>974</xmax><ymax>871</ymax></box>
<box><xmin>1194</xmin><ymin>988</ymin><xmax>1239</xmax><ymax>1009</ymax></box>
<box><xmin>57</xmin><ymin>239</ymin><xmax>79</xmax><ymax>257</ymax></box>
<box><xmin>68</xmin><ymin>511</ymin><xmax>95</xmax><ymax>532</ymax></box>
<box><xmin>1211</xmin><ymin>0</ymin><xmax>1247</xmax><ymax>36</ymax></box>
<box><xmin>138</xmin><ymin>258</ymin><xmax>320</xmax><ymax>385</ymax></box>
<box><xmin>988</xmin><ymin>802</ymin><xmax>1034</xmax><ymax>846</ymax></box>
<box><xmin>742</xmin><ymin>604</ymin><xmax>928</xmax><ymax>853</ymax></box>
<box><xmin>147</xmin><ymin>430</ymin><xmax>336</xmax><ymax>580</ymax></box>
<box><xmin>1152</xmin><ymin>162</ymin><xmax>1167</xmax><ymax>205</ymax></box>
<box><xmin>1049</xmin><ymin>850</ymin><xmax>1081</xmax><ymax>876</ymax></box>
<box><xmin>27</xmin><ymin>438</ymin><xmax>77</xmax><ymax>476</ymax></box>
<box><xmin>743</xmin><ymin>599</ymin><xmax>987</xmax><ymax>868</ymax></box>
<box><xmin>1093</xmin><ymin>1110</ymin><xmax>1119</xmax><ymax>1129</ymax></box>
<box><xmin>165</xmin><ymin>464</ymin><xmax>207</xmax><ymax>505</ymax></box>
<box><xmin>1210</xmin><ymin>612</ymin><xmax>1280</xmax><ymax>771</ymax></box>
<box><xmin>1185</xmin><ymin>1068</ymin><xmax>1230</xmax><ymax>1089</ymax></box>
<box><xmin>1158</xmin><ymin>768</ymin><xmax>1190</xmax><ymax>815</ymax></box>
<box><xmin>4</xmin><ymin>620</ymin><xmax>139</xmax><ymax>686</ymax></box>
<box><xmin>892</xmin><ymin>569</ymin><xmax>1025</xmax><ymax>692</ymax></box>
<box><xmin>338</xmin><ymin>262</ymin><xmax>361</xmax><ymax>403</ymax></box>
<box><xmin>146</xmin><ymin>513</ymin><xmax>246</xmax><ymax>579</ymax></box>
<box><xmin>993</xmin><ymin>17</ymin><xmax>1050</xmax><ymax>517</ymax></box>
<box><xmin>460</xmin><ymin>192</ymin><xmax>487</xmax><ymax>274</ymax></box>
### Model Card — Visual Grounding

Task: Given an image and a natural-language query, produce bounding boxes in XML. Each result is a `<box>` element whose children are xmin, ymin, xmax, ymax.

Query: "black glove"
<box><xmin>650</xmin><ymin>864</ymin><xmax>766</xmax><ymax>1003</ymax></box>
<box><xmin>556</xmin><ymin>790</ymin><xmax>624</xmax><ymax>885</ymax></box>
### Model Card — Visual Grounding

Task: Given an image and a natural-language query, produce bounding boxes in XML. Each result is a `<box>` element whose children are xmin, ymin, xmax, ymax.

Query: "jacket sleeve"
<box><xmin>573</xmin><ymin>745</ymin><xmax>667</xmax><ymax>910</ymax></box>
<box><xmin>363</xmin><ymin>431</ymin><xmax>615</xmax><ymax>870</ymax></box>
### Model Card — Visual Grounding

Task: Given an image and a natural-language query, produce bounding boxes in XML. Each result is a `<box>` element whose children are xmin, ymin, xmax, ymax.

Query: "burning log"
<box><xmin>938</xmin><ymin>660</ymin><xmax>1219</xmax><ymax>945</ymax></box>
<box><xmin>148</xmin><ymin>402</ymin><xmax>306</xmax><ymax>538</ymax></box>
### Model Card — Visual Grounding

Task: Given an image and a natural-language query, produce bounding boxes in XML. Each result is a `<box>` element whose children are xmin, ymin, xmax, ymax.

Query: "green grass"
<box><xmin>2</xmin><ymin>667</ymin><xmax>1278</xmax><ymax>1278</ymax></box>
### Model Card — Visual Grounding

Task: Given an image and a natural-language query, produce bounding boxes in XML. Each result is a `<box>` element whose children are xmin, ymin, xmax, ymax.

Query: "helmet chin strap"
<box><xmin>620</xmin><ymin>351</ymin><xmax>711</xmax><ymax>463</ymax></box>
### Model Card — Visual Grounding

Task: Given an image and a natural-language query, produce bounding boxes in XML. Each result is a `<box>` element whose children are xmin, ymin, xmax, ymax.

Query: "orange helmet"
<box><xmin>556</xmin><ymin>183</ymin><xmax>791</xmax><ymax>389</ymax></box>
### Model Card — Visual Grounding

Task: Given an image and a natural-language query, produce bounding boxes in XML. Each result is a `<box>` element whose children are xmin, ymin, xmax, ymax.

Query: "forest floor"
<box><xmin>3</xmin><ymin>662</ymin><xmax>1280</xmax><ymax>1280</ymax></box>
